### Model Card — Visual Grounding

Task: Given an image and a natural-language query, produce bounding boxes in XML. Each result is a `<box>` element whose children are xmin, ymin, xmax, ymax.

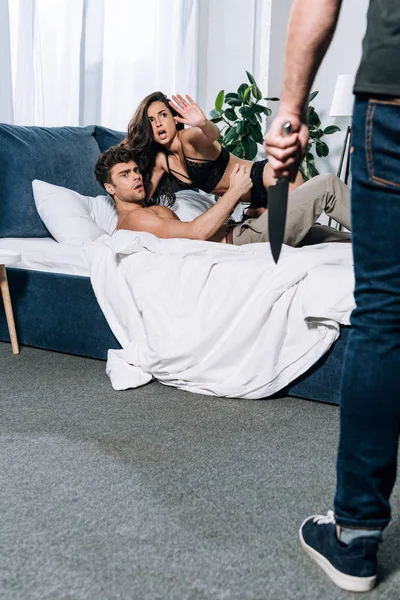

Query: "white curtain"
<box><xmin>0</xmin><ymin>0</ymin><xmax>199</xmax><ymax>129</ymax></box>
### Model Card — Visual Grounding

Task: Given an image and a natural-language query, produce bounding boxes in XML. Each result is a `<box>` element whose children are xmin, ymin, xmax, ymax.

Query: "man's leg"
<box><xmin>300</xmin><ymin>96</ymin><xmax>400</xmax><ymax>593</ymax></box>
<box><xmin>335</xmin><ymin>97</ymin><xmax>400</xmax><ymax>529</ymax></box>
<box><xmin>231</xmin><ymin>173</ymin><xmax>351</xmax><ymax>246</ymax></box>
<box><xmin>282</xmin><ymin>174</ymin><xmax>351</xmax><ymax>245</ymax></box>
<box><xmin>298</xmin><ymin>224</ymin><xmax>351</xmax><ymax>246</ymax></box>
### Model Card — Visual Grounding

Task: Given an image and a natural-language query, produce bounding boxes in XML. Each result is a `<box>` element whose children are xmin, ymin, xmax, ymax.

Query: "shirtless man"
<box><xmin>94</xmin><ymin>145</ymin><xmax>351</xmax><ymax>246</ymax></box>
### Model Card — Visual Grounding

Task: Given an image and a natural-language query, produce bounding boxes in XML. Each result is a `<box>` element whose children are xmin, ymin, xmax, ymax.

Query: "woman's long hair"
<box><xmin>126</xmin><ymin>91</ymin><xmax>184</xmax><ymax>206</ymax></box>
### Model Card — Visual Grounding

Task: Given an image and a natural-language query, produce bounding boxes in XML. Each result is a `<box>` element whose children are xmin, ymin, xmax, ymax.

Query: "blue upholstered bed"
<box><xmin>0</xmin><ymin>123</ymin><xmax>348</xmax><ymax>405</ymax></box>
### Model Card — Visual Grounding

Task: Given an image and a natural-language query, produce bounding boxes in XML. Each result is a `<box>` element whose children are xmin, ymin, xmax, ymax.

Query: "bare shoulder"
<box><xmin>148</xmin><ymin>205</ymin><xmax>180</xmax><ymax>220</ymax></box>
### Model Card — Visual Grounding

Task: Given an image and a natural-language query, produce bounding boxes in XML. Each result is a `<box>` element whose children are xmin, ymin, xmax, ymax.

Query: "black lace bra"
<box><xmin>165</xmin><ymin>146</ymin><xmax>230</xmax><ymax>193</ymax></box>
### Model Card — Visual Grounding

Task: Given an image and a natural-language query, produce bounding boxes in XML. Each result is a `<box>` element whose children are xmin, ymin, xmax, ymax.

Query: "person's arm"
<box><xmin>147</xmin><ymin>152</ymin><xmax>167</xmax><ymax>200</ymax></box>
<box><xmin>122</xmin><ymin>164</ymin><xmax>252</xmax><ymax>241</ymax></box>
<box><xmin>170</xmin><ymin>94</ymin><xmax>220</xmax><ymax>142</ymax></box>
<box><xmin>264</xmin><ymin>0</ymin><xmax>343</xmax><ymax>178</ymax></box>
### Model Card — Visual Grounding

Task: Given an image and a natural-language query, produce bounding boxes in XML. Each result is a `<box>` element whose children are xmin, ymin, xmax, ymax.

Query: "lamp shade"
<box><xmin>329</xmin><ymin>74</ymin><xmax>355</xmax><ymax>117</ymax></box>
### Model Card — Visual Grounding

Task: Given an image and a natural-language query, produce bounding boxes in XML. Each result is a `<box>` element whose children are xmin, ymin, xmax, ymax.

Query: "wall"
<box><xmin>313</xmin><ymin>0</ymin><xmax>368</xmax><ymax>173</ymax></box>
<box><xmin>267</xmin><ymin>0</ymin><xmax>292</xmax><ymax>99</ymax></box>
<box><xmin>198</xmin><ymin>0</ymin><xmax>271</xmax><ymax>115</ymax></box>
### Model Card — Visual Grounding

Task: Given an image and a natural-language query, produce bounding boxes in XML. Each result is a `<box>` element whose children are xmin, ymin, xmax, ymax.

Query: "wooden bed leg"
<box><xmin>0</xmin><ymin>265</ymin><xmax>20</xmax><ymax>355</ymax></box>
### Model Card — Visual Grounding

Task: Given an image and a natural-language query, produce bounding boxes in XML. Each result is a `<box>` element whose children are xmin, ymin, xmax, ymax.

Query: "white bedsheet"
<box><xmin>0</xmin><ymin>237</ymin><xmax>90</xmax><ymax>276</ymax></box>
<box><xmin>85</xmin><ymin>230</ymin><xmax>356</xmax><ymax>399</ymax></box>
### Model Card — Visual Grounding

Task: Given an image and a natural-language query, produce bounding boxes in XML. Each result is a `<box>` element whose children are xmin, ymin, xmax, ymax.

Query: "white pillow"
<box><xmin>32</xmin><ymin>179</ymin><xmax>118</xmax><ymax>245</ymax></box>
<box><xmin>32</xmin><ymin>181</ymin><xmax>217</xmax><ymax>245</ymax></box>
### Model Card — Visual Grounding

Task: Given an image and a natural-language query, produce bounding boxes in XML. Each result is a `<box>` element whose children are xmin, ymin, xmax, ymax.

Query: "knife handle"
<box><xmin>282</xmin><ymin>121</ymin><xmax>292</xmax><ymax>136</ymax></box>
<box><xmin>279</xmin><ymin>122</ymin><xmax>293</xmax><ymax>183</ymax></box>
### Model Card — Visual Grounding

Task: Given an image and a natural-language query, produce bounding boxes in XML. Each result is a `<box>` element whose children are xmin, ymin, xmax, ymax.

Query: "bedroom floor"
<box><xmin>1</xmin><ymin>341</ymin><xmax>399</xmax><ymax>600</ymax></box>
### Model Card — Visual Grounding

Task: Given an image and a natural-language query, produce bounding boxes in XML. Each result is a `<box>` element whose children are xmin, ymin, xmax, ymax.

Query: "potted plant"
<box><xmin>210</xmin><ymin>72</ymin><xmax>340</xmax><ymax>181</ymax></box>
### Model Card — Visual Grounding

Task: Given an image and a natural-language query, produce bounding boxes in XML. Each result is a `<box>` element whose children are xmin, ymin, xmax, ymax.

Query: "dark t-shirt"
<box><xmin>354</xmin><ymin>0</ymin><xmax>400</xmax><ymax>96</ymax></box>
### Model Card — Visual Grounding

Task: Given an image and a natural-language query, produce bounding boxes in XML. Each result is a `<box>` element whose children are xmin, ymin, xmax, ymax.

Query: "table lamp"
<box><xmin>329</xmin><ymin>74</ymin><xmax>354</xmax><ymax>185</ymax></box>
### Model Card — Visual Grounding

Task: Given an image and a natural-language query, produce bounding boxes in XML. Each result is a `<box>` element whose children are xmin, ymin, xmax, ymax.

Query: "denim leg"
<box><xmin>334</xmin><ymin>96</ymin><xmax>400</xmax><ymax>529</ymax></box>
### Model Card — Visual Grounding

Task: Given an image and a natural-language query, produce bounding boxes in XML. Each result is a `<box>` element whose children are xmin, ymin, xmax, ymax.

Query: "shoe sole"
<box><xmin>299</xmin><ymin>523</ymin><xmax>376</xmax><ymax>593</ymax></box>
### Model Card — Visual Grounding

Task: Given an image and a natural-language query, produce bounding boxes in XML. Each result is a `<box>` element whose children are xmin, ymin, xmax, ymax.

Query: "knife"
<box><xmin>268</xmin><ymin>121</ymin><xmax>292</xmax><ymax>263</ymax></box>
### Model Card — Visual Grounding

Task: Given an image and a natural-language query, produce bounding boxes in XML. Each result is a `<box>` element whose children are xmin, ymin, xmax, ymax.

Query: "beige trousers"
<box><xmin>231</xmin><ymin>174</ymin><xmax>351</xmax><ymax>246</ymax></box>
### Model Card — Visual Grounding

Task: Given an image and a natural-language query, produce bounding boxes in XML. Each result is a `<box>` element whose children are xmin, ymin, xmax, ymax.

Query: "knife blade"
<box><xmin>268</xmin><ymin>121</ymin><xmax>292</xmax><ymax>263</ymax></box>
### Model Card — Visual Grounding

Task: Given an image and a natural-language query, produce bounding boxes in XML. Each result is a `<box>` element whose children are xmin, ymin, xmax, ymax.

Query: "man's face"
<box><xmin>105</xmin><ymin>161</ymin><xmax>145</xmax><ymax>203</ymax></box>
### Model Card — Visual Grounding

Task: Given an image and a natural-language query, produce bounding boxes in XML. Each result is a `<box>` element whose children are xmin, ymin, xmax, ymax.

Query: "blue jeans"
<box><xmin>334</xmin><ymin>96</ymin><xmax>400</xmax><ymax>529</ymax></box>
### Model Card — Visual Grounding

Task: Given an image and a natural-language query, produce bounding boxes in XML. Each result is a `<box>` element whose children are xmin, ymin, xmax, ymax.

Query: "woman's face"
<box><xmin>147</xmin><ymin>101</ymin><xmax>177</xmax><ymax>145</ymax></box>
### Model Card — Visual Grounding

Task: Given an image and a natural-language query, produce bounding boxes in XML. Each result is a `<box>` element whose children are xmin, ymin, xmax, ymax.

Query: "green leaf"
<box><xmin>249</xmin><ymin>122</ymin><xmax>264</xmax><ymax>143</ymax></box>
<box><xmin>323</xmin><ymin>125</ymin><xmax>341</xmax><ymax>135</ymax></box>
<box><xmin>224</xmin><ymin>143</ymin><xmax>235</xmax><ymax>153</ymax></box>
<box><xmin>215</xmin><ymin>90</ymin><xmax>225</xmax><ymax>113</ymax></box>
<box><xmin>223</xmin><ymin>127</ymin><xmax>239</xmax><ymax>146</ymax></box>
<box><xmin>243</xmin><ymin>86</ymin><xmax>252</xmax><ymax>104</ymax></box>
<box><xmin>237</xmin><ymin>83</ymin><xmax>248</xmax><ymax>99</ymax></box>
<box><xmin>239</xmin><ymin>105</ymin><xmax>257</xmax><ymax>123</ymax></box>
<box><xmin>246</xmin><ymin>71</ymin><xmax>256</xmax><ymax>86</ymax></box>
<box><xmin>264</xmin><ymin>97</ymin><xmax>280</xmax><ymax>102</ymax></box>
<box><xmin>308</xmin><ymin>161</ymin><xmax>320</xmax><ymax>177</ymax></box>
<box><xmin>316</xmin><ymin>141</ymin><xmax>329</xmax><ymax>157</ymax></box>
<box><xmin>225</xmin><ymin>93</ymin><xmax>242</xmax><ymax>107</ymax></box>
<box><xmin>265</xmin><ymin>107</ymin><xmax>272</xmax><ymax>116</ymax></box>
<box><xmin>308</xmin><ymin>109</ymin><xmax>321</xmax><ymax>128</ymax></box>
<box><xmin>308</xmin><ymin>90</ymin><xmax>319</xmax><ymax>104</ymax></box>
<box><xmin>224</xmin><ymin>108</ymin><xmax>237</xmax><ymax>122</ymax></box>
<box><xmin>231</xmin><ymin>142</ymin><xmax>244</xmax><ymax>158</ymax></box>
<box><xmin>242</xmin><ymin>136</ymin><xmax>258</xmax><ymax>160</ymax></box>
<box><xmin>235</xmin><ymin>121</ymin><xmax>249</xmax><ymax>136</ymax></box>
<box><xmin>210</xmin><ymin>117</ymin><xmax>223</xmax><ymax>123</ymax></box>
<box><xmin>252</xmin><ymin>85</ymin><xmax>263</xmax><ymax>101</ymax></box>
<box><xmin>299</xmin><ymin>164</ymin><xmax>309</xmax><ymax>181</ymax></box>
<box><xmin>209</xmin><ymin>109</ymin><xmax>221</xmax><ymax>119</ymax></box>
<box><xmin>253</xmin><ymin>104</ymin><xmax>266</xmax><ymax>114</ymax></box>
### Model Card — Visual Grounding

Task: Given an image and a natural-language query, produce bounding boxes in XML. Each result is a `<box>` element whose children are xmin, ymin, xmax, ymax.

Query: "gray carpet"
<box><xmin>0</xmin><ymin>342</ymin><xmax>399</xmax><ymax>600</ymax></box>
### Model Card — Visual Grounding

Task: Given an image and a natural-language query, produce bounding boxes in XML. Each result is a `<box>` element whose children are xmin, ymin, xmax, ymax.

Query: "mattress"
<box><xmin>0</xmin><ymin>237</ymin><xmax>90</xmax><ymax>276</ymax></box>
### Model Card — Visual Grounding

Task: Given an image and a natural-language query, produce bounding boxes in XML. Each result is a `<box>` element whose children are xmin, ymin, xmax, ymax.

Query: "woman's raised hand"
<box><xmin>169</xmin><ymin>94</ymin><xmax>207</xmax><ymax>128</ymax></box>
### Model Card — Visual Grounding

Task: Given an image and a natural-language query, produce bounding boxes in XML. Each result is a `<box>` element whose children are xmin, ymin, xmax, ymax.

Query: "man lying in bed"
<box><xmin>94</xmin><ymin>145</ymin><xmax>351</xmax><ymax>246</ymax></box>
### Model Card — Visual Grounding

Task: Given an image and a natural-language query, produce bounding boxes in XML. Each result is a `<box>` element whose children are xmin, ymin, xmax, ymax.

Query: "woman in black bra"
<box><xmin>125</xmin><ymin>91</ymin><xmax>304</xmax><ymax>211</ymax></box>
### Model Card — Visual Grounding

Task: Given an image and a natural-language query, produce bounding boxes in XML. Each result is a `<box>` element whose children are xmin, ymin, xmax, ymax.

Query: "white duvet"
<box><xmin>84</xmin><ymin>231</ymin><xmax>355</xmax><ymax>399</ymax></box>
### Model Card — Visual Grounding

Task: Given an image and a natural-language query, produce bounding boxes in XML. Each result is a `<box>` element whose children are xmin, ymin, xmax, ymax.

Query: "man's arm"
<box><xmin>122</xmin><ymin>164</ymin><xmax>252</xmax><ymax>241</ymax></box>
<box><xmin>264</xmin><ymin>0</ymin><xmax>343</xmax><ymax>178</ymax></box>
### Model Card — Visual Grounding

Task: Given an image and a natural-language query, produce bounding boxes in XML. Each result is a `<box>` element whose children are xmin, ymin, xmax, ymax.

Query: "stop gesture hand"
<box><xmin>169</xmin><ymin>94</ymin><xmax>207</xmax><ymax>128</ymax></box>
